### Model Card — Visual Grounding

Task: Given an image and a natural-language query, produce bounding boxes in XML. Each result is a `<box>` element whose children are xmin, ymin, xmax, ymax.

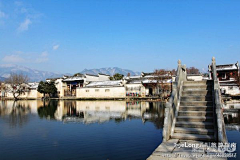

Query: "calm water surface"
<box><xmin>1</xmin><ymin>100</ymin><xmax>240</xmax><ymax>160</ymax></box>
<box><xmin>223</xmin><ymin>103</ymin><xmax>240</xmax><ymax>160</ymax></box>
<box><xmin>0</xmin><ymin>100</ymin><xmax>165</xmax><ymax>160</ymax></box>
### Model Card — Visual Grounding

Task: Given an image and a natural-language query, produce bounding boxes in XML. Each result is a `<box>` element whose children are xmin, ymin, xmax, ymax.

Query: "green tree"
<box><xmin>38</xmin><ymin>81</ymin><xmax>57</xmax><ymax>98</ymax></box>
<box><xmin>109</xmin><ymin>73</ymin><xmax>124</xmax><ymax>80</ymax></box>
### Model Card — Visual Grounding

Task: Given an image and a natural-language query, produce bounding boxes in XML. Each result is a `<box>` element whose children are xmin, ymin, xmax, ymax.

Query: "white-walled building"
<box><xmin>77</xmin><ymin>80</ymin><xmax>126</xmax><ymax>98</ymax></box>
<box><xmin>1</xmin><ymin>83</ymin><xmax>43</xmax><ymax>99</ymax></box>
<box><xmin>45</xmin><ymin>72</ymin><xmax>172</xmax><ymax>99</ymax></box>
<box><xmin>209</xmin><ymin>62</ymin><xmax>240</xmax><ymax>95</ymax></box>
<box><xmin>123</xmin><ymin>72</ymin><xmax>172</xmax><ymax>97</ymax></box>
<box><xmin>47</xmin><ymin>73</ymin><xmax>110</xmax><ymax>98</ymax></box>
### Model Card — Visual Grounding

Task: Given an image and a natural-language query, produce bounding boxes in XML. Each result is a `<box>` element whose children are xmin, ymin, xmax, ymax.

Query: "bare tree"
<box><xmin>171</xmin><ymin>69</ymin><xmax>176</xmax><ymax>76</ymax></box>
<box><xmin>186</xmin><ymin>67</ymin><xmax>200</xmax><ymax>74</ymax></box>
<box><xmin>153</xmin><ymin>69</ymin><xmax>172</xmax><ymax>95</ymax></box>
<box><xmin>5</xmin><ymin>73</ymin><xmax>29</xmax><ymax>100</ymax></box>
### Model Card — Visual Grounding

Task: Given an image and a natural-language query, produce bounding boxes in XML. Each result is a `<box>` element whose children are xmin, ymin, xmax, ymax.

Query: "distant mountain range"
<box><xmin>0</xmin><ymin>64</ymin><xmax>67</xmax><ymax>82</ymax></box>
<box><xmin>0</xmin><ymin>76</ymin><xmax>5</xmax><ymax>82</ymax></box>
<box><xmin>80</xmin><ymin>67</ymin><xmax>141</xmax><ymax>76</ymax></box>
<box><xmin>0</xmin><ymin>65</ymin><xmax>141</xmax><ymax>82</ymax></box>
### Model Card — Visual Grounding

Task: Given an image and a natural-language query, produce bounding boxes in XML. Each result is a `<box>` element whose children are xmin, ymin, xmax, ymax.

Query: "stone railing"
<box><xmin>163</xmin><ymin>60</ymin><xmax>186</xmax><ymax>142</ymax></box>
<box><xmin>211</xmin><ymin>57</ymin><xmax>228</xmax><ymax>143</ymax></box>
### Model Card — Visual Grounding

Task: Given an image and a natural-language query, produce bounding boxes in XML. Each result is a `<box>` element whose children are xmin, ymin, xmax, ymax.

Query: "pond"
<box><xmin>0</xmin><ymin>100</ymin><xmax>165</xmax><ymax>160</ymax></box>
<box><xmin>223</xmin><ymin>102</ymin><xmax>240</xmax><ymax>160</ymax></box>
<box><xmin>1</xmin><ymin>100</ymin><xmax>240</xmax><ymax>160</ymax></box>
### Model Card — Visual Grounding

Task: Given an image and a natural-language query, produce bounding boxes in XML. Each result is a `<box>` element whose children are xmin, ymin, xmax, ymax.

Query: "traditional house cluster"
<box><xmin>45</xmin><ymin>72</ymin><xmax>172</xmax><ymax>99</ymax></box>
<box><xmin>124</xmin><ymin>72</ymin><xmax>172</xmax><ymax>97</ymax></box>
<box><xmin>0</xmin><ymin>71</ymin><xmax>174</xmax><ymax>100</ymax></box>
<box><xmin>2</xmin><ymin>61</ymin><xmax>240</xmax><ymax>99</ymax></box>
<box><xmin>5</xmin><ymin>63</ymin><xmax>237</xmax><ymax>99</ymax></box>
<box><xmin>209</xmin><ymin>62</ymin><xmax>240</xmax><ymax>95</ymax></box>
<box><xmin>47</xmin><ymin>73</ymin><xmax>112</xmax><ymax>98</ymax></box>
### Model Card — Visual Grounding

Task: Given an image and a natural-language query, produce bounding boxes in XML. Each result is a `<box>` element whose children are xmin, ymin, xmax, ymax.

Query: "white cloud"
<box><xmin>12</xmin><ymin>1</ymin><xmax>42</xmax><ymax>32</ymax></box>
<box><xmin>41</xmin><ymin>51</ymin><xmax>48</xmax><ymax>57</ymax></box>
<box><xmin>13</xmin><ymin>50</ymin><xmax>24</xmax><ymax>54</ymax></box>
<box><xmin>2</xmin><ymin>54</ymin><xmax>25</xmax><ymax>63</ymax></box>
<box><xmin>0</xmin><ymin>10</ymin><xmax>7</xmax><ymax>18</ymax></box>
<box><xmin>0</xmin><ymin>10</ymin><xmax>8</xmax><ymax>26</ymax></box>
<box><xmin>20</xmin><ymin>8</ymin><xmax>27</xmax><ymax>14</ymax></box>
<box><xmin>2</xmin><ymin>50</ymin><xmax>50</xmax><ymax>64</ymax></box>
<box><xmin>0</xmin><ymin>21</ymin><xmax>4</xmax><ymax>26</ymax></box>
<box><xmin>17</xmin><ymin>18</ymin><xmax>31</xmax><ymax>32</ymax></box>
<box><xmin>53</xmin><ymin>44</ymin><xmax>60</xmax><ymax>50</ymax></box>
<box><xmin>14</xmin><ymin>1</ymin><xmax>23</xmax><ymax>6</ymax></box>
<box><xmin>36</xmin><ymin>51</ymin><xmax>48</xmax><ymax>63</ymax></box>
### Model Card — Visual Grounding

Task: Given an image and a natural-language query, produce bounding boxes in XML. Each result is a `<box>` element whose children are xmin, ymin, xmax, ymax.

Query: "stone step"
<box><xmin>178</xmin><ymin>111</ymin><xmax>213</xmax><ymax>117</ymax></box>
<box><xmin>175</xmin><ymin>122</ymin><xmax>214</xmax><ymax>129</ymax></box>
<box><xmin>182</xmin><ymin>90</ymin><xmax>212</xmax><ymax>96</ymax></box>
<box><xmin>179</xmin><ymin>106</ymin><xmax>213</xmax><ymax>111</ymax></box>
<box><xmin>180</xmin><ymin>101</ymin><xmax>213</xmax><ymax>106</ymax></box>
<box><xmin>171</xmin><ymin>133</ymin><xmax>215</xmax><ymax>141</ymax></box>
<box><xmin>183</xmin><ymin>80</ymin><xmax>213</xmax><ymax>86</ymax></box>
<box><xmin>181</xmin><ymin>96</ymin><xmax>212</xmax><ymax>101</ymax></box>
<box><xmin>174</xmin><ymin>127</ymin><xmax>215</xmax><ymax>135</ymax></box>
<box><xmin>177</xmin><ymin>116</ymin><xmax>213</xmax><ymax>122</ymax></box>
<box><xmin>183</xmin><ymin>85</ymin><xmax>212</xmax><ymax>91</ymax></box>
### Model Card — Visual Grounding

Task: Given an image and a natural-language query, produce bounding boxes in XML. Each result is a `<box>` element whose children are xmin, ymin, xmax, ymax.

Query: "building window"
<box><xmin>95</xmin><ymin>89</ymin><xmax>99</xmax><ymax>92</ymax></box>
<box><xmin>86</xmin><ymin>90</ymin><xmax>89</xmax><ymax>92</ymax></box>
<box><xmin>105</xmin><ymin>89</ymin><xmax>110</xmax><ymax>92</ymax></box>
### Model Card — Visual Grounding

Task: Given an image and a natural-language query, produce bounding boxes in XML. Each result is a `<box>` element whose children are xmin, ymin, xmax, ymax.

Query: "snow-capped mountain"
<box><xmin>0</xmin><ymin>64</ymin><xmax>67</xmax><ymax>82</ymax></box>
<box><xmin>0</xmin><ymin>65</ymin><xmax>141</xmax><ymax>82</ymax></box>
<box><xmin>80</xmin><ymin>67</ymin><xmax>141</xmax><ymax>76</ymax></box>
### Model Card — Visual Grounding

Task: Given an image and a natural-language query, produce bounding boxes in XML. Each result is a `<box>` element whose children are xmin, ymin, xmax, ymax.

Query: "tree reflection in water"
<box><xmin>0</xmin><ymin>101</ymin><xmax>31</xmax><ymax>127</ymax></box>
<box><xmin>37</xmin><ymin>100</ymin><xmax>58</xmax><ymax>119</ymax></box>
<box><xmin>142</xmin><ymin>102</ymin><xmax>165</xmax><ymax>129</ymax></box>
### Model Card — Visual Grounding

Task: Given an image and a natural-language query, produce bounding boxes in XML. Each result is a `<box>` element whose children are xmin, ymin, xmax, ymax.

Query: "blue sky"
<box><xmin>0</xmin><ymin>0</ymin><xmax>240</xmax><ymax>74</ymax></box>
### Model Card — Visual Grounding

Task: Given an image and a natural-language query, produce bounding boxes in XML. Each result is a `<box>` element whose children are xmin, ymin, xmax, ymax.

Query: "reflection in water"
<box><xmin>224</xmin><ymin>108</ymin><xmax>240</xmax><ymax>131</ymax></box>
<box><xmin>38</xmin><ymin>101</ymin><xmax>58</xmax><ymax>119</ymax></box>
<box><xmin>36</xmin><ymin>100</ymin><xmax>165</xmax><ymax>128</ymax></box>
<box><xmin>1</xmin><ymin>100</ymin><xmax>240</xmax><ymax>160</ymax></box>
<box><xmin>0</xmin><ymin>100</ymin><xmax>164</xmax><ymax>160</ymax></box>
<box><xmin>0</xmin><ymin>101</ymin><xmax>32</xmax><ymax>127</ymax></box>
<box><xmin>223</xmin><ymin>104</ymin><xmax>240</xmax><ymax>160</ymax></box>
<box><xmin>0</xmin><ymin>100</ymin><xmax>165</xmax><ymax>128</ymax></box>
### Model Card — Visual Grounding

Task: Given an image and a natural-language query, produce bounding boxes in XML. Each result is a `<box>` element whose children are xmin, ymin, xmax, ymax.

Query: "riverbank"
<box><xmin>0</xmin><ymin>96</ymin><xmax>168</xmax><ymax>102</ymax></box>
